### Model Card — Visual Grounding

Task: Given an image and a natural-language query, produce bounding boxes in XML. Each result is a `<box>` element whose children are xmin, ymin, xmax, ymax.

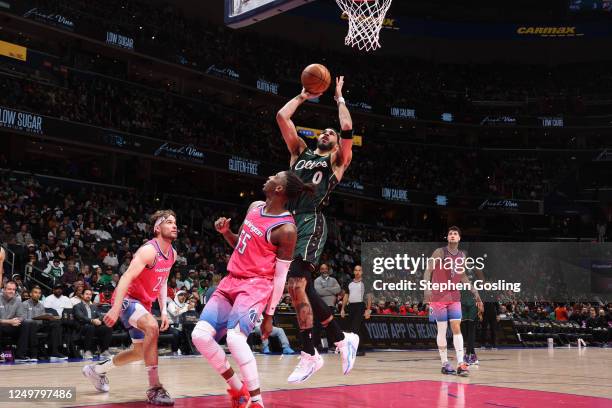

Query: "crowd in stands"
<box><xmin>20</xmin><ymin>0</ymin><xmax>612</xmax><ymax>114</ymax></box>
<box><xmin>1</xmin><ymin>1</ymin><xmax>610</xmax><ymax>359</ymax></box>
<box><xmin>2</xmin><ymin>0</ymin><xmax>609</xmax><ymax>203</ymax></box>
<box><xmin>0</xmin><ymin>170</ymin><xmax>420</xmax><ymax>358</ymax></box>
<box><xmin>0</xmin><ymin>66</ymin><xmax>587</xmax><ymax>200</ymax></box>
<box><xmin>500</xmin><ymin>301</ymin><xmax>611</xmax><ymax>346</ymax></box>
<box><xmin>1</xmin><ymin>171</ymin><xmax>609</xmax><ymax>362</ymax></box>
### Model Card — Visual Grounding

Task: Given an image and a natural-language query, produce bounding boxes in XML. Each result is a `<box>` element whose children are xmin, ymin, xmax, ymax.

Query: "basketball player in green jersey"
<box><xmin>276</xmin><ymin>76</ymin><xmax>360</xmax><ymax>383</ymax></box>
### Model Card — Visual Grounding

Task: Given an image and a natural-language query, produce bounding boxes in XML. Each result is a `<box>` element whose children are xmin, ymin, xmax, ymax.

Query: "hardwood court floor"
<box><xmin>0</xmin><ymin>348</ymin><xmax>610</xmax><ymax>407</ymax></box>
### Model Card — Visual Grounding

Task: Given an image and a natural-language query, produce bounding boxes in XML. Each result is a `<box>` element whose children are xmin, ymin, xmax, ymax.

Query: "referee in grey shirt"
<box><xmin>341</xmin><ymin>265</ymin><xmax>371</xmax><ymax>356</ymax></box>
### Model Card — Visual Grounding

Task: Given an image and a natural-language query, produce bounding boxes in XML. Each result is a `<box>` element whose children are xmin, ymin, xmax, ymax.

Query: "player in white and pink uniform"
<box><xmin>424</xmin><ymin>226</ymin><xmax>482</xmax><ymax>377</ymax></box>
<box><xmin>82</xmin><ymin>210</ymin><xmax>177</xmax><ymax>406</ymax></box>
<box><xmin>192</xmin><ymin>170</ymin><xmax>314</xmax><ymax>408</ymax></box>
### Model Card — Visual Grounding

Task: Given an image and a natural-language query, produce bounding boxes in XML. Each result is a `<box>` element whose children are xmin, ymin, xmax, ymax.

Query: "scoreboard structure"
<box><xmin>224</xmin><ymin>0</ymin><xmax>316</xmax><ymax>28</ymax></box>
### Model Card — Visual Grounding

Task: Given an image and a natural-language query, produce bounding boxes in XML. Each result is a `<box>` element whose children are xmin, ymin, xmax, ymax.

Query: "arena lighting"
<box><xmin>435</xmin><ymin>195</ymin><xmax>448</xmax><ymax>206</ymax></box>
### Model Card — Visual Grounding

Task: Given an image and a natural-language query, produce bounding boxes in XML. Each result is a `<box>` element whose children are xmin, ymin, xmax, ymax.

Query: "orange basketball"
<box><xmin>301</xmin><ymin>64</ymin><xmax>331</xmax><ymax>94</ymax></box>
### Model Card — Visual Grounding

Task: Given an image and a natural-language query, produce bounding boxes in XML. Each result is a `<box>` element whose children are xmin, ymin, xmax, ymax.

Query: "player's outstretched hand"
<box><xmin>300</xmin><ymin>88</ymin><xmax>323</xmax><ymax>100</ymax></box>
<box><xmin>214</xmin><ymin>217</ymin><xmax>232</xmax><ymax>234</ymax></box>
<box><xmin>160</xmin><ymin>313</ymin><xmax>170</xmax><ymax>331</ymax></box>
<box><xmin>261</xmin><ymin>314</ymin><xmax>274</xmax><ymax>340</ymax></box>
<box><xmin>335</xmin><ymin>76</ymin><xmax>344</xmax><ymax>98</ymax></box>
<box><xmin>103</xmin><ymin>306</ymin><xmax>120</xmax><ymax>328</ymax></box>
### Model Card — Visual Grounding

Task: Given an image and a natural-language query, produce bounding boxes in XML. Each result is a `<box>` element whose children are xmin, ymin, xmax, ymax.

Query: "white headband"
<box><xmin>154</xmin><ymin>216</ymin><xmax>167</xmax><ymax>230</ymax></box>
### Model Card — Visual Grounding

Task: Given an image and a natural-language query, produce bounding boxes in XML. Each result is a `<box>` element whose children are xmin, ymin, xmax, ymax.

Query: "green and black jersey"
<box><xmin>288</xmin><ymin>148</ymin><xmax>338</xmax><ymax>264</ymax></box>
<box><xmin>288</xmin><ymin>148</ymin><xmax>338</xmax><ymax>214</ymax></box>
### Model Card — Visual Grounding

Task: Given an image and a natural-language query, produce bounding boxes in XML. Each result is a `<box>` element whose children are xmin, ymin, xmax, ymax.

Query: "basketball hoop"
<box><xmin>335</xmin><ymin>0</ymin><xmax>393</xmax><ymax>52</ymax></box>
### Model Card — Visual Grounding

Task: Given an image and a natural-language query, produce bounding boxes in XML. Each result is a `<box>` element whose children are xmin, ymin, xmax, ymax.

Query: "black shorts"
<box><xmin>287</xmin><ymin>255</ymin><xmax>315</xmax><ymax>279</ymax></box>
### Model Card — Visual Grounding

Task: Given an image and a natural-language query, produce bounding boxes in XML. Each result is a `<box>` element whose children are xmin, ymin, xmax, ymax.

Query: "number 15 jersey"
<box><xmin>227</xmin><ymin>203</ymin><xmax>295</xmax><ymax>280</ymax></box>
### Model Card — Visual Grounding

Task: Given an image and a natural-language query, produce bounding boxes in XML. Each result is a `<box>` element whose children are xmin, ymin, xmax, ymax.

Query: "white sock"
<box><xmin>225</xmin><ymin>373</ymin><xmax>243</xmax><ymax>392</ymax></box>
<box><xmin>436</xmin><ymin>321</ymin><xmax>448</xmax><ymax>364</ymax></box>
<box><xmin>251</xmin><ymin>394</ymin><xmax>264</xmax><ymax>407</ymax></box>
<box><xmin>438</xmin><ymin>348</ymin><xmax>448</xmax><ymax>364</ymax></box>
<box><xmin>453</xmin><ymin>334</ymin><xmax>464</xmax><ymax>365</ymax></box>
<box><xmin>94</xmin><ymin>357</ymin><xmax>115</xmax><ymax>374</ymax></box>
<box><xmin>227</xmin><ymin>327</ymin><xmax>260</xmax><ymax>392</ymax></box>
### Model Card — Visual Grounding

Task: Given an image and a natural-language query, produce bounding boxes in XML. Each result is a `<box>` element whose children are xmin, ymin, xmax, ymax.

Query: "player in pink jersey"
<box><xmin>423</xmin><ymin>226</ymin><xmax>482</xmax><ymax>377</ymax></box>
<box><xmin>191</xmin><ymin>171</ymin><xmax>314</xmax><ymax>408</ymax></box>
<box><xmin>82</xmin><ymin>210</ymin><xmax>177</xmax><ymax>406</ymax></box>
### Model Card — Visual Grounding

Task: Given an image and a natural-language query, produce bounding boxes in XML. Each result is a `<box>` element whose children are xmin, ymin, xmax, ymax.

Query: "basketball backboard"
<box><xmin>224</xmin><ymin>0</ymin><xmax>316</xmax><ymax>28</ymax></box>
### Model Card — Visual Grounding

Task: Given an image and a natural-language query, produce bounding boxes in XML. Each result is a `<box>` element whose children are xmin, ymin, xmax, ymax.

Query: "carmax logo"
<box><xmin>340</xmin><ymin>13</ymin><xmax>399</xmax><ymax>30</ymax></box>
<box><xmin>516</xmin><ymin>26</ymin><xmax>584</xmax><ymax>37</ymax></box>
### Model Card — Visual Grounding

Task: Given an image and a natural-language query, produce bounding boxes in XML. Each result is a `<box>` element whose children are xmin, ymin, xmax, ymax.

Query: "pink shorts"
<box><xmin>199</xmin><ymin>274</ymin><xmax>273</xmax><ymax>339</ymax></box>
<box><xmin>429</xmin><ymin>302</ymin><xmax>462</xmax><ymax>322</ymax></box>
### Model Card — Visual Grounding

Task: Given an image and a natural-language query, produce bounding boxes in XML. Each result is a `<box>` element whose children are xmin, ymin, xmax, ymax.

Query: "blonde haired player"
<box><xmin>424</xmin><ymin>226</ymin><xmax>482</xmax><ymax>376</ymax></box>
<box><xmin>82</xmin><ymin>210</ymin><xmax>177</xmax><ymax>406</ymax></box>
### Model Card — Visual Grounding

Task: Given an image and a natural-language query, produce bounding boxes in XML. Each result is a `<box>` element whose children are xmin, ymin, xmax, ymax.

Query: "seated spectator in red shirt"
<box><xmin>167</xmin><ymin>276</ymin><xmax>178</xmax><ymax>299</ymax></box>
<box><xmin>555</xmin><ymin>303</ymin><xmax>569</xmax><ymax>321</ymax></box>
<box><xmin>380</xmin><ymin>301</ymin><xmax>398</xmax><ymax>315</ymax></box>
<box><xmin>93</xmin><ymin>285</ymin><xmax>113</xmax><ymax>306</ymax></box>
<box><xmin>417</xmin><ymin>305</ymin><xmax>428</xmax><ymax>317</ymax></box>
<box><xmin>409</xmin><ymin>303</ymin><xmax>421</xmax><ymax>315</ymax></box>
<box><xmin>372</xmin><ymin>300</ymin><xmax>385</xmax><ymax>314</ymax></box>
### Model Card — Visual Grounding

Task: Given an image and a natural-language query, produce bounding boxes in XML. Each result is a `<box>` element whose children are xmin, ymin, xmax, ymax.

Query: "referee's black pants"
<box><xmin>481</xmin><ymin>303</ymin><xmax>498</xmax><ymax>347</ymax></box>
<box><xmin>347</xmin><ymin>302</ymin><xmax>365</xmax><ymax>351</ymax></box>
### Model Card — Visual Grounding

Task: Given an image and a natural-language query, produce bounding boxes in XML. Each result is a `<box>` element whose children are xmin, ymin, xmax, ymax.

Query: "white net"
<box><xmin>335</xmin><ymin>0</ymin><xmax>393</xmax><ymax>52</ymax></box>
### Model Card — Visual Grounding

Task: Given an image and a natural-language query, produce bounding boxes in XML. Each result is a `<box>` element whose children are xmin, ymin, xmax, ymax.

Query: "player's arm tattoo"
<box><xmin>288</xmin><ymin>277</ymin><xmax>313</xmax><ymax>329</ymax></box>
<box><xmin>272</xmin><ymin>224</ymin><xmax>297</xmax><ymax>261</ymax></box>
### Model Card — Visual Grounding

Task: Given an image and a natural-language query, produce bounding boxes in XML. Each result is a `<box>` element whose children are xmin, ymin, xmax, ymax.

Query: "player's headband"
<box><xmin>154</xmin><ymin>216</ymin><xmax>167</xmax><ymax>230</ymax></box>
